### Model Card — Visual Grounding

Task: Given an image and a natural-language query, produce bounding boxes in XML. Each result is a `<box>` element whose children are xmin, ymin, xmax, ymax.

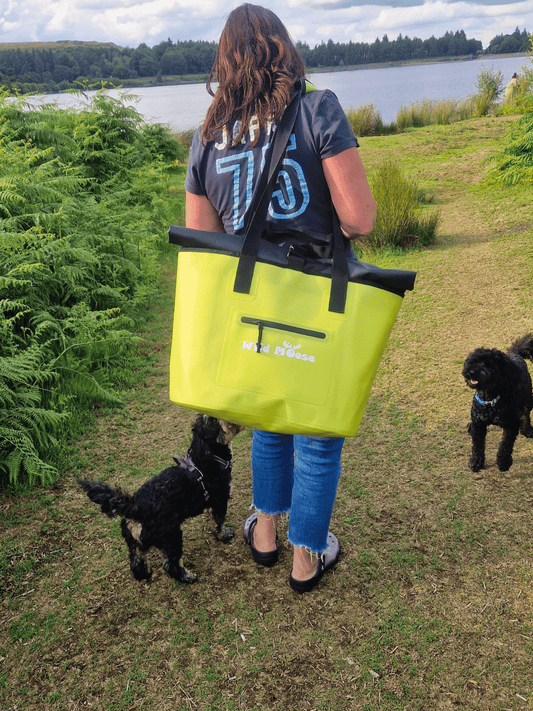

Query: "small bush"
<box><xmin>362</xmin><ymin>160</ymin><xmax>440</xmax><ymax>250</ymax></box>
<box><xmin>457</xmin><ymin>96</ymin><xmax>477</xmax><ymax>121</ymax></box>
<box><xmin>476</xmin><ymin>64</ymin><xmax>504</xmax><ymax>102</ymax></box>
<box><xmin>138</xmin><ymin>123</ymin><xmax>186</xmax><ymax>162</ymax></box>
<box><xmin>173</xmin><ymin>127</ymin><xmax>197</xmax><ymax>155</ymax></box>
<box><xmin>345</xmin><ymin>103</ymin><xmax>384</xmax><ymax>137</ymax></box>
<box><xmin>395</xmin><ymin>103</ymin><xmax>420</xmax><ymax>131</ymax></box>
<box><xmin>472</xmin><ymin>64</ymin><xmax>504</xmax><ymax>116</ymax></box>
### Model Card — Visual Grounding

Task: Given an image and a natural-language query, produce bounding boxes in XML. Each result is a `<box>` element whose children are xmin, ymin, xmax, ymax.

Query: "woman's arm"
<box><xmin>185</xmin><ymin>191</ymin><xmax>225</xmax><ymax>232</ymax></box>
<box><xmin>322</xmin><ymin>147</ymin><xmax>377</xmax><ymax>239</ymax></box>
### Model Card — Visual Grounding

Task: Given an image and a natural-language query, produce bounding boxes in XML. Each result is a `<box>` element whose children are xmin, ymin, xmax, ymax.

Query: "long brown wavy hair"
<box><xmin>201</xmin><ymin>3</ymin><xmax>306</xmax><ymax>147</ymax></box>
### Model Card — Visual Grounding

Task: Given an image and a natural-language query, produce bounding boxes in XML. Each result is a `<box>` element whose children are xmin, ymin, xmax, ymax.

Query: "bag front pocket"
<box><xmin>217</xmin><ymin>308</ymin><xmax>335</xmax><ymax>405</ymax></box>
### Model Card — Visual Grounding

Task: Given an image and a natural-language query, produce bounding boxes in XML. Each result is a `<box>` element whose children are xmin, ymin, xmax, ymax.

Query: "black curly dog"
<box><xmin>462</xmin><ymin>334</ymin><xmax>533</xmax><ymax>472</ymax></box>
<box><xmin>77</xmin><ymin>415</ymin><xmax>244</xmax><ymax>583</ymax></box>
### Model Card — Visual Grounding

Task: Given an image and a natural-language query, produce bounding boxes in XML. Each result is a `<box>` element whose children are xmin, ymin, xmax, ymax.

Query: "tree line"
<box><xmin>0</xmin><ymin>39</ymin><xmax>217</xmax><ymax>92</ymax></box>
<box><xmin>0</xmin><ymin>27</ymin><xmax>530</xmax><ymax>94</ymax></box>
<box><xmin>298</xmin><ymin>30</ymin><xmax>482</xmax><ymax>67</ymax></box>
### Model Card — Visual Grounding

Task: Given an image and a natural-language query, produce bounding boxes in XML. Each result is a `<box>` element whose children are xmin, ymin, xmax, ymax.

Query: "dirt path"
<box><xmin>378</xmin><ymin>233</ymin><xmax>532</xmax><ymax>428</ymax></box>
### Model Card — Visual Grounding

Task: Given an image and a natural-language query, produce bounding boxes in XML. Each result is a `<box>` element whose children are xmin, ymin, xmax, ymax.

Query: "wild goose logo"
<box><xmin>241</xmin><ymin>339</ymin><xmax>316</xmax><ymax>362</ymax></box>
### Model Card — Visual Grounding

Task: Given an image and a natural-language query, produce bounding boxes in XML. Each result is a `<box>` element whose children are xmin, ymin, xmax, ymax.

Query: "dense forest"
<box><xmin>0</xmin><ymin>27</ymin><xmax>530</xmax><ymax>94</ymax></box>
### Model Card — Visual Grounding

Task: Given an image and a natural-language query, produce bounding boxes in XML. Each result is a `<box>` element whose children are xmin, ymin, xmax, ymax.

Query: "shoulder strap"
<box><xmin>233</xmin><ymin>79</ymin><xmax>305</xmax><ymax>296</ymax></box>
<box><xmin>233</xmin><ymin>78</ymin><xmax>349</xmax><ymax>314</ymax></box>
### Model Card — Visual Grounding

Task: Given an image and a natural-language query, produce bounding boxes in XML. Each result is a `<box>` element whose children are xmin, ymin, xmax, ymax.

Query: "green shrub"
<box><xmin>362</xmin><ymin>160</ymin><xmax>440</xmax><ymax>250</ymax></box>
<box><xmin>173</xmin><ymin>127</ymin><xmax>197</xmax><ymax>155</ymax></box>
<box><xmin>457</xmin><ymin>96</ymin><xmax>477</xmax><ymax>121</ymax></box>
<box><xmin>472</xmin><ymin>64</ymin><xmax>504</xmax><ymax>117</ymax></box>
<box><xmin>0</xmin><ymin>346</ymin><xmax>68</xmax><ymax>489</ymax></box>
<box><xmin>396</xmin><ymin>100</ymin><xmax>431</xmax><ymax>130</ymax></box>
<box><xmin>137</xmin><ymin>123</ymin><xmax>186</xmax><ymax>162</ymax></box>
<box><xmin>0</xmin><ymin>90</ymin><xmax>180</xmax><ymax>491</ymax></box>
<box><xmin>393</xmin><ymin>64</ymin><xmax>514</xmax><ymax>130</ymax></box>
<box><xmin>434</xmin><ymin>98</ymin><xmax>459</xmax><ymax>125</ymax></box>
<box><xmin>345</xmin><ymin>103</ymin><xmax>384</xmax><ymax>136</ymax></box>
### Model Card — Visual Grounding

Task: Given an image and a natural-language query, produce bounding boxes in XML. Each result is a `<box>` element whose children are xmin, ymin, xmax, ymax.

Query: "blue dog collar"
<box><xmin>474</xmin><ymin>393</ymin><xmax>500</xmax><ymax>406</ymax></box>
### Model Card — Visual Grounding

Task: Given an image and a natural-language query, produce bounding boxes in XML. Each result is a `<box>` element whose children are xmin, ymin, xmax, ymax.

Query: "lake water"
<box><xmin>29</xmin><ymin>55</ymin><xmax>526</xmax><ymax>130</ymax></box>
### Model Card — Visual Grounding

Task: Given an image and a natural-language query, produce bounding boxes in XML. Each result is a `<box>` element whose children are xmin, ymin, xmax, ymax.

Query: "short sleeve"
<box><xmin>184</xmin><ymin>126</ymin><xmax>206</xmax><ymax>196</ymax></box>
<box><xmin>309</xmin><ymin>89</ymin><xmax>359</xmax><ymax>160</ymax></box>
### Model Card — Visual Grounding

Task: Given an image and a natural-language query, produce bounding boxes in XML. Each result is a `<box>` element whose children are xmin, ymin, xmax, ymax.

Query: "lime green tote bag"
<box><xmin>169</xmin><ymin>81</ymin><xmax>416</xmax><ymax>437</ymax></box>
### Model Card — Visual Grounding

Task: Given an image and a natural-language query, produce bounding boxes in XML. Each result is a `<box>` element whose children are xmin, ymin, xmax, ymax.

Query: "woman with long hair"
<box><xmin>185</xmin><ymin>3</ymin><xmax>376</xmax><ymax>592</ymax></box>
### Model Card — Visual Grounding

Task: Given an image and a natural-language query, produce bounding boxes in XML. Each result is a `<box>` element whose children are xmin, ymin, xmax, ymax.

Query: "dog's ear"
<box><xmin>496</xmin><ymin>350</ymin><xmax>522</xmax><ymax>385</ymax></box>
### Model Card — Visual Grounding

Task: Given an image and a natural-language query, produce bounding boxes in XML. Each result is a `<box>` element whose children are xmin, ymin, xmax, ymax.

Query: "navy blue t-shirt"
<box><xmin>185</xmin><ymin>87</ymin><xmax>359</xmax><ymax>238</ymax></box>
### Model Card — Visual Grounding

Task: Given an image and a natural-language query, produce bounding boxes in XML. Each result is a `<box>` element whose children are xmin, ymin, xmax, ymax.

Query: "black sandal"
<box><xmin>243</xmin><ymin>513</ymin><xmax>279</xmax><ymax>568</ymax></box>
<box><xmin>289</xmin><ymin>532</ymin><xmax>340</xmax><ymax>593</ymax></box>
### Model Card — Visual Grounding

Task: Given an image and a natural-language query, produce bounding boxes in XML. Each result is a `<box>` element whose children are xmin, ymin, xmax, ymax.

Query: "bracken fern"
<box><xmin>0</xmin><ymin>88</ymin><xmax>182</xmax><ymax>490</ymax></box>
<box><xmin>0</xmin><ymin>346</ymin><xmax>67</xmax><ymax>488</ymax></box>
<box><xmin>486</xmin><ymin>101</ymin><xmax>533</xmax><ymax>185</ymax></box>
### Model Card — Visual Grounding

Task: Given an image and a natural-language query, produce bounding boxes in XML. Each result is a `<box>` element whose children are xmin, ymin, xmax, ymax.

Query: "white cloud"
<box><xmin>44</xmin><ymin>0</ymin><xmax>75</xmax><ymax>33</ymax></box>
<box><xmin>0</xmin><ymin>19</ymin><xmax>18</xmax><ymax>31</ymax></box>
<box><xmin>0</xmin><ymin>0</ymin><xmax>531</xmax><ymax>48</ymax></box>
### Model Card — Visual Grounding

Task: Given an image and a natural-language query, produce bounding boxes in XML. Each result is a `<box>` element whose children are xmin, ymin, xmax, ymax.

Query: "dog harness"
<box><xmin>173</xmin><ymin>453</ymin><xmax>232</xmax><ymax>503</ymax></box>
<box><xmin>474</xmin><ymin>393</ymin><xmax>501</xmax><ymax>407</ymax></box>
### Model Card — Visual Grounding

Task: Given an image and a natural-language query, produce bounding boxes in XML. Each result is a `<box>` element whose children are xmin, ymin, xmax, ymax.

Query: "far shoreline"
<box><xmin>309</xmin><ymin>51</ymin><xmax>528</xmax><ymax>73</ymax></box>
<box><xmin>25</xmin><ymin>51</ymin><xmax>528</xmax><ymax>95</ymax></box>
<box><xmin>141</xmin><ymin>51</ymin><xmax>529</xmax><ymax>89</ymax></box>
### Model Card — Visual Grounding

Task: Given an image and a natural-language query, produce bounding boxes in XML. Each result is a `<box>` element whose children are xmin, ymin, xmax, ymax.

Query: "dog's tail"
<box><xmin>77</xmin><ymin>478</ymin><xmax>137</xmax><ymax>519</ymax></box>
<box><xmin>509</xmin><ymin>333</ymin><xmax>533</xmax><ymax>362</ymax></box>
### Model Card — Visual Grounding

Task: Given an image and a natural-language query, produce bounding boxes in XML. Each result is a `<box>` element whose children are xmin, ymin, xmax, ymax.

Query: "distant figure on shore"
<box><xmin>505</xmin><ymin>72</ymin><xmax>518</xmax><ymax>100</ymax></box>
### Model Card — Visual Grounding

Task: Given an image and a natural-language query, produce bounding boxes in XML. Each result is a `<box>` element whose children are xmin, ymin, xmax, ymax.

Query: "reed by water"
<box><xmin>343</xmin><ymin>61</ymin><xmax>533</xmax><ymax>135</ymax></box>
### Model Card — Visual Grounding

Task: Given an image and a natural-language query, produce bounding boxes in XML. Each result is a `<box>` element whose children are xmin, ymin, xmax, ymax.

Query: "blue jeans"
<box><xmin>251</xmin><ymin>430</ymin><xmax>344</xmax><ymax>553</ymax></box>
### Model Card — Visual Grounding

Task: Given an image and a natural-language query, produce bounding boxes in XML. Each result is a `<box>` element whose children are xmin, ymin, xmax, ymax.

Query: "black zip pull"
<box><xmin>256</xmin><ymin>322</ymin><xmax>264</xmax><ymax>354</ymax></box>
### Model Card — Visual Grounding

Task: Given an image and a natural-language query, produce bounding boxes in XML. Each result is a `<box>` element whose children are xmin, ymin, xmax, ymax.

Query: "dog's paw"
<box><xmin>164</xmin><ymin>558</ymin><xmax>198</xmax><ymax>583</ymax></box>
<box><xmin>177</xmin><ymin>568</ymin><xmax>198</xmax><ymax>584</ymax></box>
<box><xmin>468</xmin><ymin>455</ymin><xmax>484</xmax><ymax>472</ymax></box>
<box><xmin>131</xmin><ymin>557</ymin><xmax>152</xmax><ymax>582</ymax></box>
<box><xmin>217</xmin><ymin>526</ymin><xmax>234</xmax><ymax>543</ymax></box>
<box><xmin>497</xmin><ymin>453</ymin><xmax>513</xmax><ymax>471</ymax></box>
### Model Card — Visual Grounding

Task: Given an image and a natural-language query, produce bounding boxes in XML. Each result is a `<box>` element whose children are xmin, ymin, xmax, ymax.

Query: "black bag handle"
<box><xmin>233</xmin><ymin>79</ymin><xmax>350</xmax><ymax>314</ymax></box>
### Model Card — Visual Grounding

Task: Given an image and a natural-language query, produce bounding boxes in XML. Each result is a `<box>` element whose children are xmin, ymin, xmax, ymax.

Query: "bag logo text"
<box><xmin>242</xmin><ymin>340</ymin><xmax>315</xmax><ymax>363</ymax></box>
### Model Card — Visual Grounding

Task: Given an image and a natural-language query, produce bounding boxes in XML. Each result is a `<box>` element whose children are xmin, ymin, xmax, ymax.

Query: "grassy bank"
<box><xmin>1</xmin><ymin>115</ymin><xmax>533</xmax><ymax>710</ymax></box>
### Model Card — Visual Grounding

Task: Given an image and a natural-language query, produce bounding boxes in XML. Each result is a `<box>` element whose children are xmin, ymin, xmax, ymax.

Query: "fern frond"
<box><xmin>0</xmin><ymin>427</ymin><xmax>58</xmax><ymax>486</ymax></box>
<box><xmin>54</xmin><ymin>366</ymin><xmax>123</xmax><ymax>406</ymax></box>
<box><xmin>0</xmin><ymin>298</ymin><xmax>30</xmax><ymax>315</ymax></box>
<box><xmin>0</xmin><ymin>345</ymin><xmax>55</xmax><ymax>386</ymax></box>
<box><xmin>0</xmin><ymin>275</ymin><xmax>31</xmax><ymax>292</ymax></box>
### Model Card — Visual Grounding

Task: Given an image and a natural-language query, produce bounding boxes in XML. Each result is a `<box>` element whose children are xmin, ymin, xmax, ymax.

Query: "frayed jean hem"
<box><xmin>287</xmin><ymin>535</ymin><xmax>326</xmax><ymax>555</ymax></box>
<box><xmin>251</xmin><ymin>504</ymin><xmax>290</xmax><ymax>519</ymax></box>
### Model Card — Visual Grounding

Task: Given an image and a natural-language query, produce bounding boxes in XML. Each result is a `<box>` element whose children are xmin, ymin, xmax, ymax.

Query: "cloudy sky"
<box><xmin>0</xmin><ymin>0</ymin><xmax>532</xmax><ymax>51</ymax></box>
